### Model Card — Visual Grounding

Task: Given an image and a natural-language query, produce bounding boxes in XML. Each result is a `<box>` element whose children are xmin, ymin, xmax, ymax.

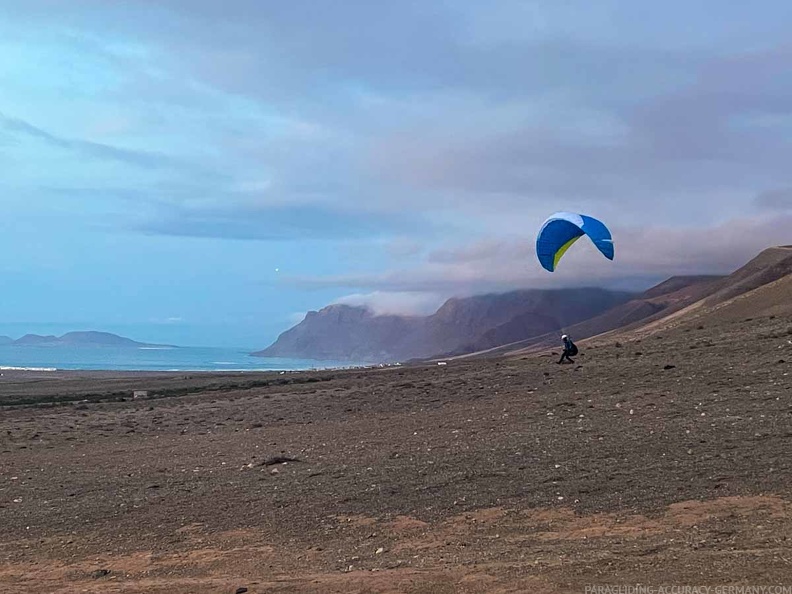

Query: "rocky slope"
<box><xmin>494</xmin><ymin>246</ymin><xmax>792</xmax><ymax>358</ymax></box>
<box><xmin>254</xmin><ymin>288</ymin><xmax>634</xmax><ymax>362</ymax></box>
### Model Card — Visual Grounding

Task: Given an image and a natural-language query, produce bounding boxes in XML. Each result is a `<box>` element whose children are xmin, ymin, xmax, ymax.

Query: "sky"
<box><xmin>1</xmin><ymin>1</ymin><xmax>792</xmax><ymax>348</ymax></box>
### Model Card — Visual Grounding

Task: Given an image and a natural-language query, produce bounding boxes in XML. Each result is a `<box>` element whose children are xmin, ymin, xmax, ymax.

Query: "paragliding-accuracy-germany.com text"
<box><xmin>584</xmin><ymin>586</ymin><xmax>792</xmax><ymax>594</ymax></box>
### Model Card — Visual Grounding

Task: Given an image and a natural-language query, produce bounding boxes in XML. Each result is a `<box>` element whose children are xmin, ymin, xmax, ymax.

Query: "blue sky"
<box><xmin>2</xmin><ymin>1</ymin><xmax>792</xmax><ymax>348</ymax></box>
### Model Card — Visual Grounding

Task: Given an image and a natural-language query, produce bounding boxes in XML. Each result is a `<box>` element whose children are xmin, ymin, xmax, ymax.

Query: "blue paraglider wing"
<box><xmin>535</xmin><ymin>212</ymin><xmax>614</xmax><ymax>272</ymax></box>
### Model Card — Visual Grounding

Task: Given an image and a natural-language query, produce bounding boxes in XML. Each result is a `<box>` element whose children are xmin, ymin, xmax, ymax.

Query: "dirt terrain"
<box><xmin>1</xmin><ymin>310</ymin><xmax>791</xmax><ymax>592</ymax></box>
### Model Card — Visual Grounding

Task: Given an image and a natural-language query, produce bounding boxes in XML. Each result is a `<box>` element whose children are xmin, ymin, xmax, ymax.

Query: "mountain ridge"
<box><xmin>3</xmin><ymin>331</ymin><xmax>174</xmax><ymax>348</ymax></box>
<box><xmin>456</xmin><ymin>274</ymin><xmax>727</xmax><ymax>359</ymax></box>
<box><xmin>254</xmin><ymin>288</ymin><xmax>635</xmax><ymax>362</ymax></box>
<box><xmin>254</xmin><ymin>246</ymin><xmax>792</xmax><ymax>363</ymax></box>
<box><xmin>493</xmin><ymin>245</ymin><xmax>792</xmax><ymax>358</ymax></box>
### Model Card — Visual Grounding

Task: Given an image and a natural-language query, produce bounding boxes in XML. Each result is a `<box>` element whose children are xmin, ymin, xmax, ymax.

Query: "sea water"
<box><xmin>0</xmin><ymin>345</ymin><xmax>362</xmax><ymax>372</ymax></box>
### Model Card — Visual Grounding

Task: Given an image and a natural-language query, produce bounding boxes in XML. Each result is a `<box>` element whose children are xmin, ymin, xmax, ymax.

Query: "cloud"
<box><xmin>137</xmin><ymin>198</ymin><xmax>445</xmax><ymax>241</ymax></box>
<box><xmin>385</xmin><ymin>239</ymin><xmax>427</xmax><ymax>259</ymax></box>
<box><xmin>0</xmin><ymin>3</ymin><xmax>716</xmax><ymax>122</ymax></box>
<box><xmin>149</xmin><ymin>316</ymin><xmax>184</xmax><ymax>325</ymax></box>
<box><xmin>5</xmin><ymin>2</ymin><xmax>792</xmax><ymax>238</ymax></box>
<box><xmin>288</xmin><ymin>214</ymin><xmax>792</xmax><ymax>294</ymax></box>
<box><xmin>334</xmin><ymin>291</ymin><xmax>445</xmax><ymax>316</ymax></box>
<box><xmin>288</xmin><ymin>311</ymin><xmax>309</xmax><ymax>325</ymax></box>
<box><xmin>0</xmin><ymin>113</ymin><xmax>177</xmax><ymax>170</ymax></box>
<box><xmin>365</xmin><ymin>42</ymin><xmax>792</xmax><ymax>228</ymax></box>
<box><xmin>756</xmin><ymin>188</ymin><xmax>792</xmax><ymax>211</ymax></box>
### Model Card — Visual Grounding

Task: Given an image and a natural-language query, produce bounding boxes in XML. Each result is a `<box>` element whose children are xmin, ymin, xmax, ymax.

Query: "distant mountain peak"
<box><xmin>6</xmin><ymin>331</ymin><xmax>172</xmax><ymax>348</ymax></box>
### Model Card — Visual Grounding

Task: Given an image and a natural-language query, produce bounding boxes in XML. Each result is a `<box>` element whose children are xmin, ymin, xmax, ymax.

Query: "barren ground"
<box><xmin>1</xmin><ymin>314</ymin><xmax>791</xmax><ymax>593</ymax></box>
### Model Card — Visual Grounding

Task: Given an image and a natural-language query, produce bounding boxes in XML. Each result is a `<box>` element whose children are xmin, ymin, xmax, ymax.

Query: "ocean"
<box><xmin>0</xmin><ymin>345</ymin><xmax>360</xmax><ymax>372</ymax></box>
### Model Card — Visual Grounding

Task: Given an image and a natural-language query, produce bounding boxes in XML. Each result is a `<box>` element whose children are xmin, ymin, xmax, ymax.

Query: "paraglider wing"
<box><xmin>535</xmin><ymin>212</ymin><xmax>614</xmax><ymax>272</ymax></box>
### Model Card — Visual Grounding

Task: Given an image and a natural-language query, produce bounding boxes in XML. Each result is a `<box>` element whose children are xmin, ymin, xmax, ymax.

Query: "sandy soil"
<box><xmin>1</xmin><ymin>313</ymin><xmax>791</xmax><ymax>592</ymax></box>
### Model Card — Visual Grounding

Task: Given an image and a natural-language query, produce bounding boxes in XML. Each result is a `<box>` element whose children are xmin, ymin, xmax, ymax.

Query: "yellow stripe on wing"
<box><xmin>553</xmin><ymin>235</ymin><xmax>581</xmax><ymax>269</ymax></box>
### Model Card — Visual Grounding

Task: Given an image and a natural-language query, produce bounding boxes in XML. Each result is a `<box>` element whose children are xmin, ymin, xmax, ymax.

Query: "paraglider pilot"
<box><xmin>558</xmin><ymin>334</ymin><xmax>578</xmax><ymax>364</ymax></box>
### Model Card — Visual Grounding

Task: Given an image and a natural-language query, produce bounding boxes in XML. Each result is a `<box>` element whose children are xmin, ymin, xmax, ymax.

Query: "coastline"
<box><xmin>0</xmin><ymin>344</ymin><xmax>366</xmax><ymax>374</ymax></box>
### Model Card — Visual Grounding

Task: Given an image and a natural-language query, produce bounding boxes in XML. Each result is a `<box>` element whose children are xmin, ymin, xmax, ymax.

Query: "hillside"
<box><xmin>600</xmin><ymin>245</ymin><xmax>792</xmax><ymax>340</ymax></box>
<box><xmin>254</xmin><ymin>288</ymin><xmax>634</xmax><ymax>362</ymax></box>
<box><xmin>699</xmin><ymin>245</ymin><xmax>792</xmax><ymax>308</ymax></box>
<box><xmin>501</xmin><ymin>246</ymin><xmax>792</xmax><ymax>357</ymax></box>
<box><xmin>447</xmin><ymin>274</ymin><xmax>725</xmax><ymax>359</ymax></box>
<box><xmin>253</xmin><ymin>305</ymin><xmax>420</xmax><ymax>362</ymax></box>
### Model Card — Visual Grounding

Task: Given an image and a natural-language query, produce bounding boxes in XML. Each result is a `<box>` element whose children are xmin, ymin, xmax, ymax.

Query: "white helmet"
<box><xmin>561</xmin><ymin>334</ymin><xmax>568</xmax><ymax>340</ymax></box>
